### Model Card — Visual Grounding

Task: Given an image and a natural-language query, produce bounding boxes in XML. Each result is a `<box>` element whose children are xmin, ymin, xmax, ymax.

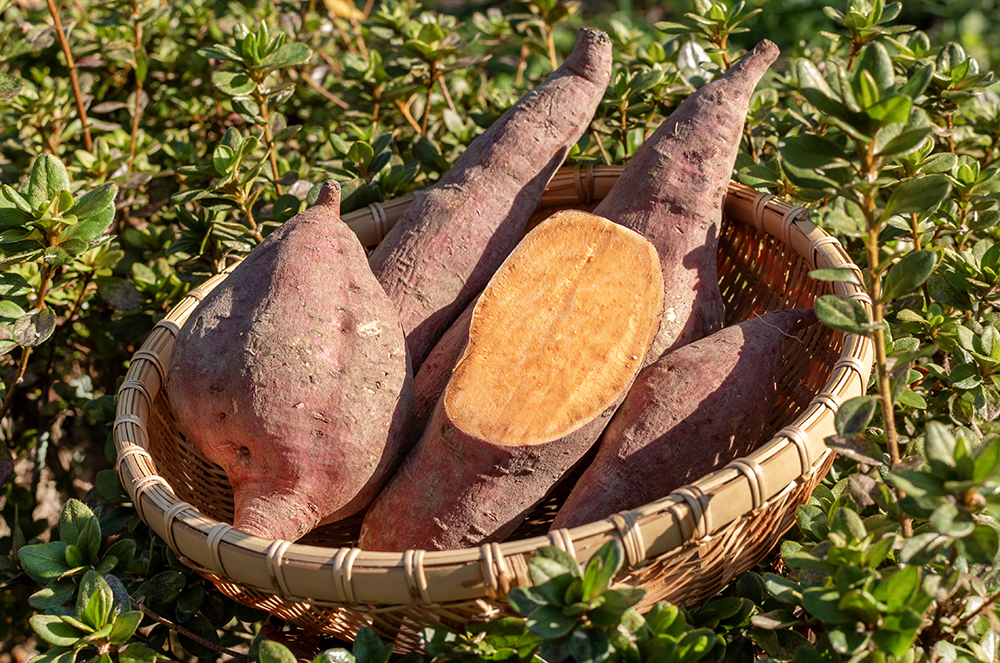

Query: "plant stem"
<box><xmin>0</xmin><ymin>263</ymin><xmax>55</xmax><ymax>423</ymax></box>
<box><xmin>545</xmin><ymin>24</ymin><xmax>558</xmax><ymax>71</ymax></box>
<box><xmin>297</xmin><ymin>68</ymin><xmax>350</xmax><ymax>109</ymax></box>
<box><xmin>952</xmin><ymin>589</ymin><xmax>1000</xmax><ymax>633</ymax></box>
<box><xmin>128</xmin><ymin>0</ymin><xmax>145</xmax><ymax>171</ymax></box>
<box><xmin>421</xmin><ymin>63</ymin><xmax>438</xmax><ymax>136</ymax></box>
<box><xmin>0</xmin><ymin>348</ymin><xmax>33</xmax><ymax>426</ymax></box>
<box><xmin>395</xmin><ymin>97</ymin><xmax>423</xmax><ymax>135</ymax></box>
<box><xmin>46</xmin><ymin>0</ymin><xmax>93</xmax><ymax>151</ymax></box>
<box><xmin>134</xmin><ymin>602</ymin><xmax>248</xmax><ymax>661</ymax></box>
<box><xmin>251</xmin><ymin>86</ymin><xmax>283</xmax><ymax>196</ymax></box>
<box><xmin>864</xmin><ymin>196</ymin><xmax>914</xmax><ymax>539</ymax></box>
<box><xmin>857</xmin><ymin>139</ymin><xmax>912</xmax><ymax>538</ymax></box>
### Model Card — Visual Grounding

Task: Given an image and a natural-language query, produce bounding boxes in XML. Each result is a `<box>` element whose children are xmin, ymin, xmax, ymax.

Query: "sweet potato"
<box><xmin>593</xmin><ymin>39</ymin><xmax>780</xmax><ymax>360</ymax></box>
<box><xmin>411</xmin><ymin>294</ymin><xmax>478</xmax><ymax>435</ymax></box>
<box><xmin>166</xmin><ymin>181</ymin><xmax>415</xmax><ymax>542</ymax></box>
<box><xmin>549</xmin><ymin>308</ymin><xmax>817</xmax><ymax>531</ymax></box>
<box><xmin>369</xmin><ymin>28</ymin><xmax>613</xmax><ymax>370</ymax></box>
<box><xmin>359</xmin><ymin>210</ymin><xmax>664</xmax><ymax>551</ymax></box>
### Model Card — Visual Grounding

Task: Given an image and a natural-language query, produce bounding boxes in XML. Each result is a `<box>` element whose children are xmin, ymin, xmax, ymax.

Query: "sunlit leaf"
<box><xmin>881</xmin><ymin>250</ymin><xmax>937</xmax><ymax>301</ymax></box>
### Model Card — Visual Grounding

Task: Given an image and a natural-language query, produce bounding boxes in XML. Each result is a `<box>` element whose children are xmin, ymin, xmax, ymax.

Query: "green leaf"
<box><xmin>0</xmin><ymin>73</ymin><xmax>24</xmax><ymax>100</ymax></box>
<box><xmin>525</xmin><ymin>605</ymin><xmax>576</xmax><ymax>639</ymax></box>
<box><xmin>78</xmin><ymin>570</ymin><xmax>114</xmax><ymax>630</ymax></box>
<box><xmin>883</xmin><ymin>175</ymin><xmax>952</xmax><ymax>218</ymax></box>
<box><xmin>27</xmin><ymin>154</ymin><xmax>71</xmax><ymax>211</ymax></box>
<box><xmin>886</xmin><ymin>469</ymin><xmax>947</xmax><ymax>498</ymax></box>
<box><xmin>865</xmin><ymin>94</ymin><xmax>912</xmax><ymax>126</ymax></box>
<box><xmin>676</xmin><ymin>628</ymin><xmax>716</xmax><ymax>662</ymax></box>
<box><xmin>353</xmin><ymin>627</ymin><xmax>393</xmax><ymax>663</ymax></box>
<box><xmin>29</xmin><ymin>615</ymin><xmax>86</xmax><ymax>647</ymax></box>
<box><xmin>232</xmin><ymin>95</ymin><xmax>264</xmax><ymax>124</ymax></box>
<box><xmin>196</xmin><ymin>45</ymin><xmax>244</xmax><ymax>63</ymax></box>
<box><xmin>930</xmin><ymin>502</ymin><xmax>975</xmax><ymax>538</ymax></box>
<box><xmin>59</xmin><ymin>499</ymin><xmax>99</xmax><ymax>552</ymax></box>
<box><xmin>876</xmin><ymin>565</ymin><xmax>920</xmax><ymax>613</ymax></box>
<box><xmin>645</xmin><ymin>602</ymin><xmax>685</xmax><ymax>637</ymax></box>
<box><xmin>587</xmin><ymin>588</ymin><xmax>645</xmax><ymax>628</ymax></box>
<box><xmin>809</xmin><ymin>268</ymin><xmax>862</xmax><ymax>286</ymax></box>
<box><xmin>530</xmin><ymin>546</ymin><xmax>580</xmax><ymax>580</ymax></box>
<box><xmin>973</xmin><ymin>439</ymin><xmax>1000</xmax><ymax>482</ymax></box>
<box><xmin>119</xmin><ymin>643</ymin><xmax>158</xmax><ymax>663</ymax></box>
<box><xmin>876</xmin><ymin>127</ymin><xmax>933</xmax><ymax>159</ymax></box>
<box><xmin>815</xmin><ymin>294</ymin><xmax>872</xmax><ymax>334</ymax></box>
<box><xmin>67</xmin><ymin>182</ymin><xmax>117</xmax><ymax>221</ymax></box>
<box><xmin>29</xmin><ymin>579</ymin><xmax>77</xmax><ymax>610</ymax></box>
<box><xmin>581</xmin><ymin>540</ymin><xmax>623</xmax><ymax>601</ymax></box>
<box><xmin>762</xmin><ymin>573</ymin><xmax>802</xmax><ymax>604</ymax></box>
<box><xmin>144</xmin><ymin>570</ymin><xmax>186</xmax><ymax>604</ymax></box>
<box><xmin>950</xmin><ymin>363</ymin><xmax>982</xmax><ymax>390</ymax></box>
<box><xmin>780</xmin><ymin>135</ymin><xmax>848</xmax><ymax>170</ymax></box>
<box><xmin>212</xmin><ymin>71</ymin><xmax>256</xmax><ymax>96</ymax></box>
<box><xmin>42</xmin><ymin>246</ymin><xmax>76</xmax><ymax>266</ymax></box>
<box><xmin>829</xmin><ymin>507</ymin><xmax>867</xmax><ymax>543</ymax></box>
<box><xmin>507</xmin><ymin>586</ymin><xmax>547</xmax><ymax>616</ymax></box>
<box><xmin>961</xmin><ymin>524</ymin><xmax>1000</xmax><ymax>564</ymax></box>
<box><xmin>0</xmin><ymin>273</ymin><xmax>31</xmax><ymax>297</ymax></box>
<box><xmin>18</xmin><ymin>542</ymin><xmax>71</xmax><ymax>579</ymax></box>
<box><xmin>925</xmin><ymin>421</ymin><xmax>958</xmax><ymax>473</ymax></box>
<box><xmin>260</xmin><ymin>641</ymin><xmax>298</xmax><ymax>663</ymax></box>
<box><xmin>854</xmin><ymin>43</ymin><xmax>894</xmax><ymax>94</ymax></box>
<box><xmin>835</xmin><ymin>396</ymin><xmax>878</xmax><ymax>438</ymax></box>
<box><xmin>569</xmin><ymin>627</ymin><xmax>611</xmax><ymax>663</ymax></box>
<box><xmin>881</xmin><ymin>250</ymin><xmax>937</xmax><ymax>301</ymax></box>
<box><xmin>108</xmin><ymin>611</ymin><xmax>143</xmax><ymax>645</ymax></box>
<box><xmin>802</xmin><ymin>588</ymin><xmax>856</xmax><ymax>624</ymax></box>
<box><xmin>260</xmin><ymin>42</ymin><xmax>313</xmax><ymax>70</ymax></box>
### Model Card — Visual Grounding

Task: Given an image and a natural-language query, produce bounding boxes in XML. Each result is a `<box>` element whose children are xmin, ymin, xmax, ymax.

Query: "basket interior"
<box><xmin>146</xmin><ymin>204</ymin><xmax>843</xmax><ymax>549</ymax></box>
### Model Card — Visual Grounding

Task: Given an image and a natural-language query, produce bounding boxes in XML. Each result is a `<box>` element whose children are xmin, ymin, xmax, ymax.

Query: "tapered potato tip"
<box><xmin>564</xmin><ymin>27</ymin><xmax>614</xmax><ymax>83</ymax></box>
<box><xmin>314</xmin><ymin>179</ymin><xmax>341</xmax><ymax>209</ymax></box>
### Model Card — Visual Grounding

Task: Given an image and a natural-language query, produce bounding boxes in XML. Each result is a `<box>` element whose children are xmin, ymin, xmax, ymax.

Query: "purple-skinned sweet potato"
<box><xmin>411</xmin><ymin>294</ymin><xmax>478</xmax><ymax>435</ymax></box>
<box><xmin>593</xmin><ymin>39</ymin><xmax>780</xmax><ymax>360</ymax></box>
<box><xmin>550</xmin><ymin>308</ymin><xmax>817</xmax><ymax>531</ymax></box>
<box><xmin>369</xmin><ymin>28</ymin><xmax>613</xmax><ymax>371</ymax></box>
<box><xmin>359</xmin><ymin>210</ymin><xmax>664</xmax><ymax>551</ymax></box>
<box><xmin>165</xmin><ymin>181</ymin><xmax>415</xmax><ymax>542</ymax></box>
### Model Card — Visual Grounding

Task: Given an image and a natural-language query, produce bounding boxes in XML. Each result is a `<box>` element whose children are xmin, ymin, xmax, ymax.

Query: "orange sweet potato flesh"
<box><xmin>549</xmin><ymin>308</ymin><xmax>817</xmax><ymax>531</ymax></box>
<box><xmin>166</xmin><ymin>182</ymin><xmax>415</xmax><ymax>542</ymax></box>
<box><xmin>358</xmin><ymin>210</ymin><xmax>664</xmax><ymax>551</ymax></box>
<box><xmin>593</xmin><ymin>40</ymin><xmax>780</xmax><ymax>361</ymax></box>
<box><xmin>369</xmin><ymin>28</ymin><xmax>613</xmax><ymax>371</ymax></box>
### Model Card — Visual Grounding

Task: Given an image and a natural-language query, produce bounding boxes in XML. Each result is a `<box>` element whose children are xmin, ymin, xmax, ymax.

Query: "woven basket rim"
<box><xmin>114</xmin><ymin>165</ymin><xmax>875</xmax><ymax>609</ymax></box>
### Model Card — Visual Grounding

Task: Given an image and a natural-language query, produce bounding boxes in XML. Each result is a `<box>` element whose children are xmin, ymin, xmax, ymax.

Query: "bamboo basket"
<box><xmin>114</xmin><ymin>165</ymin><xmax>874</xmax><ymax>653</ymax></box>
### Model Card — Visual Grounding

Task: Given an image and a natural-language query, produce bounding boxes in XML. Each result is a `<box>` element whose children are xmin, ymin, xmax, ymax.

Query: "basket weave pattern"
<box><xmin>114</xmin><ymin>165</ymin><xmax>874</xmax><ymax>652</ymax></box>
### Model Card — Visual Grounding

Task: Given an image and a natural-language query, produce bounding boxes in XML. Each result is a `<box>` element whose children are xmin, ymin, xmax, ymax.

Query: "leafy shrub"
<box><xmin>3</xmin><ymin>0</ymin><xmax>1000</xmax><ymax>661</ymax></box>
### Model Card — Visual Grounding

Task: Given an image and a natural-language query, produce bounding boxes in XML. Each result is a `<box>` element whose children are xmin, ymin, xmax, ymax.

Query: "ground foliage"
<box><xmin>3</xmin><ymin>0</ymin><xmax>1000</xmax><ymax>661</ymax></box>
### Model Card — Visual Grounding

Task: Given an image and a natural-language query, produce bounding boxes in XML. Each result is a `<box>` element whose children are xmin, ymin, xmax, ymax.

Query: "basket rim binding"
<box><xmin>113</xmin><ymin>164</ymin><xmax>875</xmax><ymax>609</ymax></box>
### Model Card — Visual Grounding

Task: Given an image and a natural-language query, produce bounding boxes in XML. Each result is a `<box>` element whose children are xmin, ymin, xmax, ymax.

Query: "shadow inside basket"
<box><xmin>143</xmin><ymin>208</ymin><xmax>844</xmax><ymax>551</ymax></box>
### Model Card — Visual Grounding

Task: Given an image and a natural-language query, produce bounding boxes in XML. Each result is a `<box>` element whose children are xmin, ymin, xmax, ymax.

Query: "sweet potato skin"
<box><xmin>550</xmin><ymin>308</ymin><xmax>817</xmax><ymax>531</ymax></box>
<box><xmin>411</xmin><ymin>295</ymin><xmax>477</xmax><ymax>435</ymax></box>
<box><xmin>369</xmin><ymin>28</ymin><xmax>613</xmax><ymax>370</ymax></box>
<box><xmin>593</xmin><ymin>40</ymin><xmax>780</xmax><ymax>360</ymax></box>
<box><xmin>357</xmin><ymin>399</ymin><xmax>611</xmax><ymax>551</ymax></box>
<box><xmin>166</xmin><ymin>182</ymin><xmax>415</xmax><ymax>542</ymax></box>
